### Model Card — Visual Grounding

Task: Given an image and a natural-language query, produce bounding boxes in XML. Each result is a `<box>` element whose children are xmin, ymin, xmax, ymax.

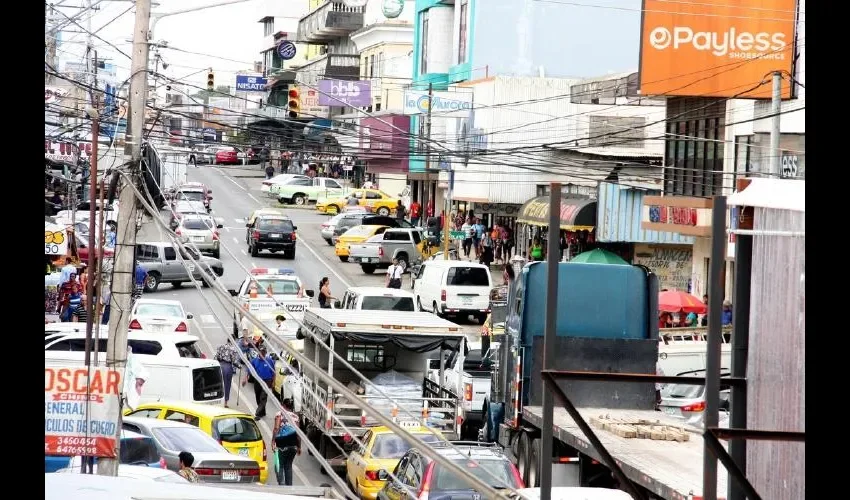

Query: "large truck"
<box><xmin>295</xmin><ymin>308</ymin><xmax>466</xmax><ymax>471</ymax></box>
<box><xmin>481</xmin><ymin>262</ymin><xmax>727</xmax><ymax>499</ymax></box>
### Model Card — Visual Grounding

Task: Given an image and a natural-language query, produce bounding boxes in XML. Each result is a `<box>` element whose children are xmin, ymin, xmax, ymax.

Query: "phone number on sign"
<box><xmin>53</xmin><ymin>445</ymin><xmax>99</xmax><ymax>455</ymax></box>
<box><xmin>55</xmin><ymin>436</ymin><xmax>99</xmax><ymax>446</ymax></box>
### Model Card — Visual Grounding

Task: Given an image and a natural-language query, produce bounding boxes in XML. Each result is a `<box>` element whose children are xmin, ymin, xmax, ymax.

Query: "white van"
<box><xmin>45</xmin><ymin>354</ymin><xmax>225</xmax><ymax>406</ymax></box>
<box><xmin>412</xmin><ymin>260</ymin><xmax>493</xmax><ymax>323</ymax></box>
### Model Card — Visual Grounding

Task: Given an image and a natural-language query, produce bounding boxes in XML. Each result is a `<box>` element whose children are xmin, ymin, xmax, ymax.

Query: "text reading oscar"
<box><xmin>45</xmin><ymin>367</ymin><xmax>122</xmax><ymax>458</ymax></box>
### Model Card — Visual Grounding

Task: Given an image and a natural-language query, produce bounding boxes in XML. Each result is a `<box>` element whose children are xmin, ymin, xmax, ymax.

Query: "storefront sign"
<box><xmin>45</xmin><ymin>225</ymin><xmax>68</xmax><ymax>256</ymax></box>
<box><xmin>517</xmin><ymin>196</ymin><xmax>597</xmax><ymax>230</ymax></box>
<box><xmin>402</xmin><ymin>91</ymin><xmax>472</xmax><ymax>117</ymax></box>
<box><xmin>633</xmin><ymin>244</ymin><xmax>693</xmax><ymax>291</ymax></box>
<box><xmin>44</xmin><ymin>366</ymin><xmax>122</xmax><ymax>458</ymax></box>
<box><xmin>641</xmin><ymin>196</ymin><xmax>713</xmax><ymax>237</ymax></box>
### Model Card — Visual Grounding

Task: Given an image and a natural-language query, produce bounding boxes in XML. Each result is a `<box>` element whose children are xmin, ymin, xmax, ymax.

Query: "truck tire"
<box><xmin>361</xmin><ymin>264</ymin><xmax>376</xmax><ymax>274</ymax></box>
<box><xmin>376</xmin><ymin>206</ymin><xmax>390</xmax><ymax>216</ymax></box>
<box><xmin>144</xmin><ymin>272</ymin><xmax>161</xmax><ymax>293</ymax></box>
<box><xmin>517</xmin><ymin>431</ymin><xmax>530</xmax><ymax>484</ymax></box>
<box><xmin>339</xmin><ymin>255</ymin><xmax>349</xmax><ymax>263</ymax></box>
<box><xmin>528</xmin><ymin>437</ymin><xmax>541</xmax><ymax>488</ymax></box>
<box><xmin>292</xmin><ymin>194</ymin><xmax>307</xmax><ymax>205</ymax></box>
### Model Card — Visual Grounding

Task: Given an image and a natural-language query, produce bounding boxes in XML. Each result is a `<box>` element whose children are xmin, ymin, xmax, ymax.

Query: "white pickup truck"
<box><xmin>425</xmin><ymin>340</ymin><xmax>497</xmax><ymax>440</ymax></box>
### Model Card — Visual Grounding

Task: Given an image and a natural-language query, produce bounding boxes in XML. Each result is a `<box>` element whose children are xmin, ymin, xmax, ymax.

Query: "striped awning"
<box><xmin>517</xmin><ymin>196</ymin><xmax>597</xmax><ymax>231</ymax></box>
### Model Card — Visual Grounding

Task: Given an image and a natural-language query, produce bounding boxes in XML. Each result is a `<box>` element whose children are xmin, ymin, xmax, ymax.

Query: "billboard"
<box><xmin>638</xmin><ymin>0</ymin><xmax>798</xmax><ymax>99</ymax></box>
<box><xmin>318</xmin><ymin>79</ymin><xmax>372</xmax><ymax>107</ymax></box>
<box><xmin>235</xmin><ymin>75</ymin><xmax>268</xmax><ymax>92</ymax></box>
<box><xmin>402</xmin><ymin>91</ymin><xmax>472</xmax><ymax>117</ymax></box>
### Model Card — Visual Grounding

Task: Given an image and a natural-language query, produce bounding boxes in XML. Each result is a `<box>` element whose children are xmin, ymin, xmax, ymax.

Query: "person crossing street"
<box><xmin>242</xmin><ymin>346</ymin><xmax>275</xmax><ymax>419</ymax></box>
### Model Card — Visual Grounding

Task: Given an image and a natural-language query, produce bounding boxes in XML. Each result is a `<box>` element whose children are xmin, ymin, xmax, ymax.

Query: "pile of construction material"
<box><xmin>589</xmin><ymin>414</ymin><xmax>690</xmax><ymax>442</ymax></box>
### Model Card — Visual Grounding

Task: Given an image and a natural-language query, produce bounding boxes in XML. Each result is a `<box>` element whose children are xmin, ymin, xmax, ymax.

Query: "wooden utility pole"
<box><xmin>99</xmin><ymin>0</ymin><xmax>150</xmax><ymax>477</ymax></box>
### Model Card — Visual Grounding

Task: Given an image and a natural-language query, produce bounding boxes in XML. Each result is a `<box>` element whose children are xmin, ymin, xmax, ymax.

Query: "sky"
<box><xmin>52</xmin><ymin>0</ymin><xmax>269</xmax><ymax>92</ymax></box>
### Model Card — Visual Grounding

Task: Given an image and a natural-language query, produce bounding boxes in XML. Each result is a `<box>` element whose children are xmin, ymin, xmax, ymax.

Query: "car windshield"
<box><xmin>182</xmin><ymin>218</ymin><xmax>214</xmax><ymax>230</ymax></box>
<box><xmin>257</xmin><ymin>218</ymin><xmax>294</xmax><ymax>232</ymax></box>
<box><xmin>255</xmin><ymin>279</ymin><xmax>301</xmax><ymax>295</ymax></box>
<box><xmin>328</xmin><ymin>214</ymin><xmax>346</xmax><ymax>225</ymax></box>
<box><xmin>213</xmin><ymin>417</ymin><xmax>262</xmax><ymax>443</ymax></box>
<box><xmin>432</xmin><ymin>458</ymin><xmax>519</xmax><ymax>490</ymax></box>
<box><xmin>135</xmin><ymin>304</ymin><xmax>183</xmax><ymax>318</ymax></box>
<box><xmin>371</xmin><ymin>433</ymin><xmax>441</xmax><ymax>459</ymax></box>
<box><xmin>152</xmin><ymin>427</ymin><xmax>223</xmax><ymax>453</ymax></box>
<box><xmin>177</xmin><ymin>191</ymin><xmax>205</xmax><ymax>202</ymax></box>
<box><xmin>446</xmin><ymin>267</ymin><xmax>491</xmax><ymax>287</ymax></box>
<box><xmin>360</xmin><ymin>296</ymin><xmax>415</xmax><ymax>312</ymax></box>
<box><xmin>662</xmin><ymin>383</ymin><xmax>705</xmax><ymax>399</ymax></box>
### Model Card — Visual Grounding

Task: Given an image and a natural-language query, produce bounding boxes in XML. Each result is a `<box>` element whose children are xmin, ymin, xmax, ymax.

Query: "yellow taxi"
<box><xmin>345</xmin><ymin>424</ymin><xmax>444</xmax><ymax>500</ymax></box>
<box><xmin>124</xmin><ymin>401</ymin><xmax>270</xmax><ymax>484</ymax></box>
<box><xmin>317</xmin><ymin>189</ymin><xmax>399</xmax><ymax>216</ymax></box>
<box><xmin>335</xmin><ymin>225</ymin><xmax>389</xmax><ymax>262</ymax></box>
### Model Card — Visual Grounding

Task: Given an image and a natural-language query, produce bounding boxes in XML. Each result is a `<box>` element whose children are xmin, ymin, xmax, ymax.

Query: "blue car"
<box><xmin>45</xmin><ymin>430</ymin><xmax>163</xmax><ymax>473</ymax></box>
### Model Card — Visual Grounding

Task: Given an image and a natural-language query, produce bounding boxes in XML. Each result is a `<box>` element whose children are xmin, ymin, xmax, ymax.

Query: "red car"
<box><xmin>214</xmin><ymin>147</ymin><xmax>243</xmax><ymax>165</ymax></box>
<box><xmin>75</xmin><ymin>233</ymin><xmax>114</xmax><ymax>264</ymax></box>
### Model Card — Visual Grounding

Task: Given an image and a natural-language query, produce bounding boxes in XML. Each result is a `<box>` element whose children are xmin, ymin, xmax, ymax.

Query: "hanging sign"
<box><xmin>382</xmin><ymin>0</ymin><xmax>405</xmax><ymax>18</ymax></box>
<box><xmin>277</xmin><ymin>41</ymin><xmax>297</xmax><ymax>61</ymax></box>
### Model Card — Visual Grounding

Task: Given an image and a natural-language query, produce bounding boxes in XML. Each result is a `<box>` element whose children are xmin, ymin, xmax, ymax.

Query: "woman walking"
<box><xmin>318</xmin><ymin>277</ymin><xmax>336</xmax><ymax>308</ymax></box>
<box><xmin>273</xmin><ymin>399</ymin><xmax>301</xmax><ymax>486</ymax></box>
<box><xmin>214</xmin><ymin>342</ymin><xmax>240</xmax><ymax>408</ymax></box>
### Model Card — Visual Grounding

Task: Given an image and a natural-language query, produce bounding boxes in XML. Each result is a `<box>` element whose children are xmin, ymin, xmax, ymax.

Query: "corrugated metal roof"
<box><xmin>595</xmin><ymin>182</ymin><xmax>695</xmax><ymax>244</ymax></box>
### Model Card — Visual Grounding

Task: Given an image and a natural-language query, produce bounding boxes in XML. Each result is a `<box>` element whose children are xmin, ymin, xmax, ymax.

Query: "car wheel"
<box><xmin>360</xmin><ymin>264</ymin><xmax>376</xmax><ymax>274</ymax></box>
<box><xmin>339</xmin><ymin>256</ymin><xmax>349</xmax><ymax>263</ymax></box>
<box><xmin>377</xmin><ymin>207</ymin><xmax>390</xmax><ymax>216</ymax></box>
<box><xmin>292</xmin><ymin>194</ymin><xmax>307</xmax><ymax>205</ymax></box>
<box><xmin>324</xmin><ymin>239</ymin><xmax>334</xmax><ymax>246</ymax></box>
<box><xmin>327</xmin><ymin>205</ymin><xmax>339</xmax><ymax>215</ymax></box>
<box><xmin>212</xmin><ymin>248</ymin><xmax>220</xmax><ymax>259</ymax></box>
<box><xmin>285</xmin><ymin>250</ymin><xmax>295</xmax><ymax>260</ymax></box>
<box><xmin>432</xmin><ymin>301</ymin><xmax>441</xmax><ymax>317</ymax></box>
<box><xmin>144</xmin><ymin>272</ymin><xmax>160</xmax><ymax>293</ymax></box>
<box><xmin>172</xmin><ymin>281</ymin><xmax>183</xmax><ymax>288</ymax></box>
<box><xmin>250</xmin><ymin>244</ymin><xmax>259</xmax><ymax>257</ymax></box>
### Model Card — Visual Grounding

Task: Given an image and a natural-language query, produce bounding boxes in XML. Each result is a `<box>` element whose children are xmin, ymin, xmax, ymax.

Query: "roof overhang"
<box><xmin>728</xmin><ymin>178</ymin><xmax>804</xmax><ymax>212</ymax></box>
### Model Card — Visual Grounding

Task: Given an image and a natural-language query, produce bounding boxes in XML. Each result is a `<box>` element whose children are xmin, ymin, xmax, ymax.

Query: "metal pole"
<box><xmin>443</xmin><ymin>167</ymin><xmax>452</xmax><ymax>260</ymax></box>
<box><xmin>99</xmin><ymin>0</ymin><xmax>150</xmax><ymax>477</ymax></box>
<box><xmin>423</xmin><ymin>83</ymin><xmax>433</xmax><ymax>222</ymax></box>
<box><xmin>727</xmin><ymin>231</ymin><xmax>752</xmax><ymax>500</ymax></box>
<box><xmin>703</xmin><ymin>195</ymin><xmax>727</xmax><ymax>500</ymax></box>
<box><xmin>539</xmin><ymin>183</ymin><xmax>560</xmax><ymax>499</ymax></box>
<box><xmin>768</xmin><ymin>71</ymin><xmax>782</xmax><ymax>177</ymax></box>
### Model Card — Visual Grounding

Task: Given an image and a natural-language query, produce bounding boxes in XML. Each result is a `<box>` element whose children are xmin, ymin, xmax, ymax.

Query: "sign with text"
<box><xmin>633</xmin><ymin>244</ymin><xmax>693</xmax><ymax>291</ymax></box>
<box><xmin>641</xmin><ymin>196</ymin><xmax>713</xmax><ymax>237</ymax></box>
<box><xmin>318</xmin><ymin>79</ymin><xmax>372</xmax><ymax>107</ymax></box>
<box><xmin>235</xmin><ymin>75</ymin><xmax>268</xmax><ymax>92</ymax></box>
<box><xmin>402</xmin><ymin>91</ymin><xmax>472</xmax><ymax>117</ymax></box>
<box><xmin>45</xmin><ymin>366</ymin><xmax>122</xmax><ymax>457</ymax></box>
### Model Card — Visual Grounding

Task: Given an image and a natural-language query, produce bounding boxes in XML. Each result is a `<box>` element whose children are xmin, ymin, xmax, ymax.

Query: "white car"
<box><xmin>57</xmin><ymin>463</ymin><xmax>188</xmax><ymax>484</ymax></box>
<box><xmin>130</xmin><ymin>298</ymin><xmax>193</xmax><ymax>335</ymax></box>
<box><xmin>44</xmin><ymin>327</ymin><xmax>204</xmax><ymax>359</ymax></box>
<box><xmin>260</xmin><ymin>174</ymin><xmax>309</xmax><ymax>197</ymax></box>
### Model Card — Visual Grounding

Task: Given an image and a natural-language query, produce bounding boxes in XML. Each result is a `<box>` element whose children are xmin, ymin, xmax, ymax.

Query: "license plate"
<box><xmin>147</xmin><ymin>325</ymin><xmax>165</xmax><ymax>333</ymax></box>
<box><xmin>192</xmin><ymin>236</ymin><xmax>205</xmax><ymax>242</ymax></box>
<box><xmin>186</xmin><ymin>264</ymin><xmax>195</xmax><ymax>272</ymax></box>
<box><xmin>664</xmin><ymin>407</ymin><xmax>677</xmax><ymax>415</ymax></box>
<box><xmin>238</xmin><ymin>448</ymin><xmax>250</xmax><ymax>457</ymax></box>
<box><xmin>270</xmin><ymin>233</ymin><xmax>282</xmax><ymax>238</ymax></box>
<box><xmin>221</xmin><ymin>470</ymin><xmax>239</xmax><ymax>481</ymax></box>
<box><xmin>460</xmin><ymin>297</ymin><xmax>473</xmax><ymax>306</ymax></box>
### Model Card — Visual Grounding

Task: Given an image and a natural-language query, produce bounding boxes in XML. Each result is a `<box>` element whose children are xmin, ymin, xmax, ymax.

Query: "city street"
<box><xmin>136</xmin><ymin>164</ymin><xmax>486</xmax><ymax>490</ymax></box>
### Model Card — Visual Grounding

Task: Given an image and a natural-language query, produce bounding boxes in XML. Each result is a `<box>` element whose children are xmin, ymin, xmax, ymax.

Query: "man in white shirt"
<box><xmin>386</xmin><ymin>258</ymin><xmax>403</xmax><ymax>289</ymax></box>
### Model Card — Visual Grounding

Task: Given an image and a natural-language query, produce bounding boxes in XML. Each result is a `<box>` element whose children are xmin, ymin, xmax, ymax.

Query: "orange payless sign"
<box><xmin>638</xmin><ymin>0</ymin><xmax>799</xmax><ymax>99</ymax></box>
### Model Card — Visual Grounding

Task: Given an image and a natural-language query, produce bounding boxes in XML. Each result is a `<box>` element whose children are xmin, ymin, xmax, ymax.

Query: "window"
<box><xmin>369</xmin><ymin>55</ymin><xmax>375</xmax><ymax>79</ymax></box>
<box><xmin>182</xmin><ymin>217</ymin><xmax>214</xmax><ymax>230</ymax></box>
<box><xmin>371</xmin><ymin>433</ymin><xmax>441</xmax><ymax>459</ymax></box>
<box><xmin>663</xmin><ymin>98</ymin><xmax>725</xmax><ymax>196</ymax></box>
<box><xmin>446</xmin><ymin>266</ymin><xmax>491</xmax><ymax>286</ymax></box>
<box><xmin>120</xmin><ymin>436</ymin><xmax>160</xmax><ymax>466</ymax></box>
<box><xmin>263</xmin><ymin>18</ymin><xmax>274</xmax><ymax>37</ymax></box>
<box><xmin>257</xmin><ymin>218</ymin><xmax>294</xmax><ymax>232</ymax></box>
<box><xmin>126</xmin><ymin>408</ymin><xmax>162</xmax><ymax>419</ymax></box>
<box><xmin>135</xmin><ymin>303</ymin><xmax>184</xmax><ymax>318</ymax></box>
<box><xmin>346</xmin><ymin>344</ymin><xmax>384</xmax><ymax>364</ymax></box>
<box><xmin>458</xmin><ymin>0</ymin><xmax>469</xmax><ymax>64</ymax></box>
<box><xmin>164</xmin><ymin>410</ymin><xmax>200</xmax><ymax>427</ymax></box>
<box><xmin>365</xmin><ymin>191</ymin><xmax>382</xmax><ymax>199</ymax></box>
<box><xmin>324</xmin><ymin>179</ymin><xmax>342</xmax><ymax>189</ymax></box>
<box><xmin>213</xmin><ymin>417</ymin><xmax>262</xmax><ymax>443</ymax></box>
<box><xmin>255</xmin><ymin>278</ymin><xmax>301</xmax><ymax>295</ymax></box>
<box><xmin>175</xmin><ymin>341</ymin><xmax>202</xmax><ymax>358</ymax></box>
<box><xmin>432</xmin><ymin>459</ymin><xmax>520</xmax><ymax>489</ymax></box>
<box><xmin>420</xmin><ymin>10</ymin><xmax>429</xmax><ymax>74</ymax></box>
<box><xmin>385</xmin><ymin>231</ymin><xmax>411</xmax><ymax>242</ymax></box>
<box><xmin>127</xmin><ymin>340</ymin><xmax>164</xmax><ymax>356</ymax></box>
<box><xmin>137</xmin><ymin>244</ymin><xmax>159</xmax><ymax>261</ymax></box>
<box><xmin>375</xmin><ymin>103</ymin><xmax>381</xmax><ymax>112</ymax></box>
<box><xmin>288</xmin><ymin>177</ymin><xmax>313</xmax><ymax>186</ymax></box>
<box><xmin>163</xmin><ymin>247</ymin><xmax>176</xmax><ymax>261</ymax></box>
<box><xmin>360</xmin><ymin>296</ymin><xmax>415</xmax><ymax>311</ymax></box>
<box><xmin>193</xmin><ymin>367</ymin><xmax>224</xmax><ymax>401</ymax></box>
<box><xmin>411</xmin><ymin>231</ymin><xmax>422</xmax><ymax>244</ymax></box>
<box><xmin>376</xmin><ymin>52</ymin><xmax>383</xmax><ymax>78</ymax></box>
<box><xmin>588</xmin><ymin>116</ymin><xmax>646</xmax><ymax>148</ymax></box>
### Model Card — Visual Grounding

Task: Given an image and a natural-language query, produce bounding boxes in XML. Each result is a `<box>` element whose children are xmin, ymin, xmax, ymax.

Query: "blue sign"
<box><xmin>277</xmin><ymin>41</ymin><xmax>296</xmax><ymax>61</ymax></box>
<box><xmin>203</xmin><ymin>128</ymin><xmax>216</xmax><ymax>140</ymax></box>
<box><xmin>235</xmin><ymin>75</ymin><xmax>268</xmax><ymax>92</ymax></box>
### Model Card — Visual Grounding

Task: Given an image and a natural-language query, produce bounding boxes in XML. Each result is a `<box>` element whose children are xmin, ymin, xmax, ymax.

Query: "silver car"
<box><xmin>659</xmin><ymin>369</ymin><xmax>731</xmax><ymax>427</ymax></box>
<box><xmin>320</xmin><ymin>213</ymin><xmax>349</xmax><ymax>245</ymax></box>
<box><xmin>177</xmin><ymin>214</ymin><xmax>222</xmax><ymax>258</ymax></box>
<box><xmin>122</xmin><ymin>417</ymin><xmax>261</xmax><ymax>484</ymax></box>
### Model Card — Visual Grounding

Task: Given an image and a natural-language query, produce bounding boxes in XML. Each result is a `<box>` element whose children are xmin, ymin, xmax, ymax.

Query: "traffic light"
<box><xmin>287</xmin><ymin>88</ymin><xmax>300</xmax><ymax>119</ymax></box>
<box><xmin>207</xmin><ymin>71</ymin><xmax>214</xmax><ymax>91</ymax></box>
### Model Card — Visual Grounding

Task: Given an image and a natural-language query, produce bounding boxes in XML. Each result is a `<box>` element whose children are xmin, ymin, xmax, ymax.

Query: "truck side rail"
<box><xmin>422</xmin><ymin>377</ymin><xmax>459</xmax><ymax>402</ymax></box>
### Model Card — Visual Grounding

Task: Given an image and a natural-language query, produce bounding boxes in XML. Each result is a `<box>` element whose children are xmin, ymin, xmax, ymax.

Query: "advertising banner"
<box><xmin>402</xmin><ymin>91</ymin><xmax>472</xmax><ymax>117</ymax></box>
<box><xmin>318</xmin><ymin>79</ymin><xmax>372</xmax><ymax>107</ymax></box>
<box><xmin>638</xmin><ymin>0</ymin><xmax>798</xmax><ymax>99</ymax></box>
<box><xmin>45</xmin><ymin>223</ymin><xmax>68</xmax><ymax>256</ymax></box>
<box><xmin>235</xmin><ymin>75</ymin><xmax>268</xmax><ymax>92</ymax></box>
<box><xmin>44</xmin><ymin>366</ymin><xmax>122</xmax><ymax>457</ymax></box>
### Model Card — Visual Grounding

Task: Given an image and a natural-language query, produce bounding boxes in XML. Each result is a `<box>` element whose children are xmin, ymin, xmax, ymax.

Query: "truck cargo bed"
<box><xmin>523</xmin><ymin>406</ymin><xmax>727</xmax><ymax>500</ymax></box>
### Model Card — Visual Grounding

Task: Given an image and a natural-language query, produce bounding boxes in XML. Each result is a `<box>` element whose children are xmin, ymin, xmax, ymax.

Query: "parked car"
<box><xmin>261</xmin><ymin>174</ymin><xmax>308</xmax><ymax>197</ymax></box>
<box><xmin>176</xmin><ymin>214</ymin><xmax>222</xmax><ymax>258</ymax></box>
<box><xmin>129</xmin><ymin>298</ymin><xmax>194</xmax><ymax>335</ymax></box>
<box><xmin>74</xmin><ymin>231</ymin><xmax>114</xmax><ymax>265</ymax></box>
<box><xmin>44</xmin><ymin>327</ymin><xmax>205</xmax><ymax>359</ymax></box>
<box><xmin>376</xmin><ymin>441</ymin><xmax>523</xmax><ymax>500</ymax></box>
<box><xmin>275</xmin><ymin>176</ymin><xmax>347</xmax><ymax>206</ymax></box>
<box><xmin>188</xmin><ymin>145</ymin><xmax>218</xmax><ymax>165</ymax></box>
<box><xmin>320</xmin><ymin>213</ymin><xmax>348</xmax><ymax>245</ymax></box>
<box><xmin>121</xmin><ymin>417</ymin><xmax>261</xmax><ymax>483</ymax></box>
<box><xmin>245</xmin><ymin>213</ymin><xmax>297</xmax><ymax>259</ymax></box>
<box><xmin>45</xmin><ymin>429</ymin><xmax>164</xmax><ymax>473</ymax></box>
<box><xmin>659</xmin><ymin>368</ymin><xmax>731</xmax><ymax>427</ymax></box>
<box><xmin>412</xmin><ymin>260</ymin><xmax>493</xmax><ymax>323</ymax></box>
<box><xmin>214</xmin><ymin>147</ymin><xmax>243</xmax><ymax>165</ymax></box>
<box><xmin>56</xmin><ymin>463</ymin><xmax>188</xmax><ymax>483</ymax></box>
<box><xmin>316</xmin><ymin>188</ymin><xmax>400</xmax><ymax>216</ymax></box>
<box><xmin>136</xmin><ymin>241</ymin><xmax>225</xmax><ymax>292</ymax></box>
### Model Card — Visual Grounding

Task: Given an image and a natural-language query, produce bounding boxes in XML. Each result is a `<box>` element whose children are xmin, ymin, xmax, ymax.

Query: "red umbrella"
<box><xmin>658</xmin><ymin>290</ymin><xmax>707</xmax><ymax>314</ymax></box>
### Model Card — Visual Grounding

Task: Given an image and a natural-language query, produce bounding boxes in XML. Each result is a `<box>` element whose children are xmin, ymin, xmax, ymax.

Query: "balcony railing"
<box><xmin>296</xmin><ymin>54</ymin><xmax>361</xmax><ymax>86</ymax></box>
<box><xmin>297</xmin><ymin>0</ymin><xmax>364</xmax><ymax>43</ymax></box>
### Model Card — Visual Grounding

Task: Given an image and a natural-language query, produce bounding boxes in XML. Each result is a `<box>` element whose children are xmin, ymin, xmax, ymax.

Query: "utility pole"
<box><xmin>423</xmin><ymin>83</ymin><xmax>433</xmax><ymax>221</ymax></box>
<box><xmin>99</xmin><ymin>0</ymin><xmax>150</xmax><ymax>477</ymax></box>
<box><xmin>768</xmin><ymin>71</ymin><xmax>783</xmax><ymax>177</ymax></box>
<box><xmin>442</xmin><ymin>164</ymin><xmax>452</xmax><ymax>259</ymax></box>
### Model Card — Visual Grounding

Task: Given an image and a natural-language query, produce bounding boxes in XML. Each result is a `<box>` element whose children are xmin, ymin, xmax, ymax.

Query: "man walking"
<box><xmin>273</xmin><ymin>398</ymin><xmax>301</xmax><ymax>486</ymax></box>
<box><xmin>243</xmin><ymin>346</ymin><xmax>275</xmax><ymax>419</ymax></box>
<box><xmin>409</xmin><ymin>199</ymin><xmax>421</xmax><ymax>227</ymax></box>
<box><xmin>386</xmin><ymin>257</ymin><xmax>403</xmax><ymax>289</ymax></box>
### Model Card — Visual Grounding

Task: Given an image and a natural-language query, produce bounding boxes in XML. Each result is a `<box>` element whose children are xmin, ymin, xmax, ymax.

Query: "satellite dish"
<box><xmin>382</xmin><ymin>0</ymin><xmax>404</xmax><ymax>19</ymax></box>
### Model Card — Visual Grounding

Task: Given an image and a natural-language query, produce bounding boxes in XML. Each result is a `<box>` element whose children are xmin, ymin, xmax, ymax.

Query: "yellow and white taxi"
<box><xmin>317</xmin><ymin>189</ymin><xmax>399</xmax><ymax>216</ymax></box>
<box><xmin>345</xmin><ymin>424</ymin><xmax>443</xmax><ymax>500</ymax></box>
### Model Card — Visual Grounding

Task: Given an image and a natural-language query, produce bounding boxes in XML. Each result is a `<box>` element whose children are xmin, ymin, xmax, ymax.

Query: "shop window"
<box><xmin>458</xmin><ymin>0</ymin><xmax>469</xmax><ymax>64</ymax></box>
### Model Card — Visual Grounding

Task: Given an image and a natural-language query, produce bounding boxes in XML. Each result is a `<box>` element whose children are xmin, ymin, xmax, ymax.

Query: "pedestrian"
<box><xmin>722</xmin><ymin>300</ymin><xmax>733</xmax><ymax>326</ymax></box>
<box><xmin>274</xmin><ymin>314</ymin><xmax>287</xmax><ymax>334</ymax></box>
<box><xmin>480</xmin><ymin>229</ymin><xmax>494</xmax><ymax>266</ymax></box>
<box><xmin>530</xmin><ymin>238</ymin><xmax>544</xmax><ymax>262</ymax></box>
<box><xmin>386</xmin><ymin>258</ymin><xmax>404</xmax><ymax>289</ymax></box>
<box><xmin>72</xmin><ymin>294</ymin><xmax>88</xmax><ymax>323</ymax></box>
<box><xmin>273</xmin><ymin>398</ymin><xmax>301</xmax><ymax>486</ymax></box>
<box><xmin>242</xmin><ymin>346</ymin><xmax>275</xmax><ymax>419</ymax></box>
<box><xmin>59</xmin><ymin>257</ymin><xmax>77</xmax><ymax>287</ymax></box>
<box><xmin>214</xmin><ymin>341</ymin><xmax>240</xmax><ymax>408</ymax></box>
<box><xmin>265</xmin><ymin>163</ymin><xmax>275</xmax><ymax>179</ymax></box>
<box><xmin>346</xmin><ymin>195</ymin><xmax>359</xmax><ymax>207</ymax></box>
<box><xmin>133</xmin><ymin>263</ymin><xmax>147</xmax><ymax>299</ymax></box>
<box><xmin>502</xmin><ymin>227</ymin><xmax>514</xmax><ymax>260</ymax></box>
<box><xmin>177</xmin><ymin>451</ymin><xmax>200</xmax><ymax>483</ymax></box>
<box><xmin>238</xmin><ymin>328</ymin><xmax>255</xmax><ymax>356</ymax></box>
<box><xmin>259</xmin><ymin>145</ymin><xmax>270</xmax><ymax>170</ymax></box>
<box><xmin>461</xmin><ymin>218</ymin><xmax>474</xmax><ymax>258</ymax></box>
<box><xmin>409</xmin><ymin>199</ymin><xmax>421</xmax><ymax>227</ymax></box>
<box><xmin>318</xmin><ymin>277</ymin><xmax>335</xmax><ymax>308</ymax></box>
<box><xmin>100</xmin><ymin>285</ymin><xmax>111</xmax><ymax>324</ymax></box>
<box><xmin>281</xmin><ymin>151</ymin><xmax>291</xmax><ymax>174</ymax></box>
<box><xmin>396</xmin><ymin>200</ymin><xmax>406</xmax><ymax>221</ymax></box>
<box><xmin>473</xmin><ymin>219</ymin><xmax>485</xmax><ymax>259</ymax></box>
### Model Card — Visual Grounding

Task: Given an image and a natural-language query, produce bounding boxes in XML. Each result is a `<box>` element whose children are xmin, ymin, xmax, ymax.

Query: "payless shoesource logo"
<box><xmin>648</xmin><ymin>26</ymin><xmax>787</xmax><ymax>59</ymax></box>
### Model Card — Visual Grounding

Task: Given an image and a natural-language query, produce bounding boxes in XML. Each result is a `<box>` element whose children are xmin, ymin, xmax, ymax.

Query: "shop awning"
<box><xmin>728</xmin><ymin>178</ymin><xmax>804</xmax><ymax>212</ymax></box>
<box><xmin>517</xmin><ymin>196</ymin><xmax>597</xmax><ymax>231</ymax></box>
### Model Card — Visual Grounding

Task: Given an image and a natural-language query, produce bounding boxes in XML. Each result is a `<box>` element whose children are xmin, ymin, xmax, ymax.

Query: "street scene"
<box><xmin>45</xmin><ymin>1</ymin><xmax>805</xmax><ymax>500</ymax></box>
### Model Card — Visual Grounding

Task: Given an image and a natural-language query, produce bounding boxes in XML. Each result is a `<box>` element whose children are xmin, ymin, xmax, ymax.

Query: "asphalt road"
<box><xmin>135</xmin><ymin>164</ymin><xmax>485</xmax><ymax>492</ymax></box>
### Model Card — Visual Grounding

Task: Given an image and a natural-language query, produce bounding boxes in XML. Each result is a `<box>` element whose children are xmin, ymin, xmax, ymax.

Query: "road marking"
<box><xmin>234</xmin><ymin>218</ymin><xmax>245</xmax><ymax>224</ymax></box>
<box><xmin>251</xmin><ymin>262</ymin><xmax>257</xmax><ymax>269</ymax></box>
<box><xmin>298</xmin><ymin>237</ymin><xmax>352</xmax><ymax>289</ymax></box>
<box><xmin>241</xmin><ymin>249</ymin><xmax>247</xmax><ymax>256</ymax></box>
<box><xmin>201</xmin><ymin>314</ymin><xmax>216</xmax><ymax>324</ymax></box>
<box><xmin>233</xmin><ymin>237</ymin><xmax>239</xmax><ymax>244</ymax></box>
<box><xmin>219</xmin><ymin>170</ymin><xmax>261</xmax><ymax>204</ymax></box>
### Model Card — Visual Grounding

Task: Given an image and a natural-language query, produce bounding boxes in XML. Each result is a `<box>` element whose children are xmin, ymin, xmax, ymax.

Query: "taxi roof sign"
<box><xmin>250</xmin><ymin>268</ymin><xmax>296</xmax><ymax>276</ymax></box>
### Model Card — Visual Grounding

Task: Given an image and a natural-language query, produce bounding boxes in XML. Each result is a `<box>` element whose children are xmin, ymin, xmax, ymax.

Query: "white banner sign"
<box><xmin>45</xmin><ymin>366</ymin><xmax>122</xmax><ymax>457</ymax></box>
<box><xmin>402</xmin><ymin>91</ymin><xmax>472</xmax><ymax>117</ymax></box>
